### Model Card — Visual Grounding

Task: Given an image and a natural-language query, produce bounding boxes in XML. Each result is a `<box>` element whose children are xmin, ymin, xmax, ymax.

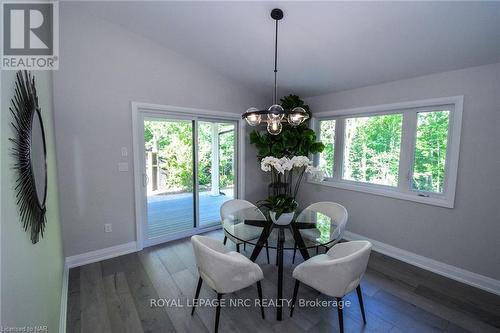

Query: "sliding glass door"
<box><xmin>140</xmin><ymin>114</ymin><xmax>238</xmax><ymax>246</ymax></box>
<box><xmin>144</xmin><ymin>118</ymin><xmax>195</xmax><ymax>239</ymax></box>
<box><xmin>197</xmin><ymin>121</ymin><xmax>236</xmax><ymax>226</ymax></box>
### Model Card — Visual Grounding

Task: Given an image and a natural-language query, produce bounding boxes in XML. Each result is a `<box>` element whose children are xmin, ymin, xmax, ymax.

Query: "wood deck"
<box><xmin>147</xmin><ymin>190</ymin><xmax>233</xmax><ymax>239</ymax></box>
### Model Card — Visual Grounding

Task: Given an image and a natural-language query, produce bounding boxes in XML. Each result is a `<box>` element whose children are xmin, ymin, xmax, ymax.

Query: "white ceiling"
<box><xmin>70</xmin><ymin>1</ymin><xmax>500</xmax><ymax>98</ymax></box>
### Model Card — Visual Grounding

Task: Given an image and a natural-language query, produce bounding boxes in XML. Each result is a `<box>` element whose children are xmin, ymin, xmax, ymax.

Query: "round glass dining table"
<box><xmin>222</xmin><ymin>206</ymin><xmax>342</xmax><ymax>321</ymax></box>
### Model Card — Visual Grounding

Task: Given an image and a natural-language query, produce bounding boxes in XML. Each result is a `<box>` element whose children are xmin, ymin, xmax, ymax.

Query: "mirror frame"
<box><xmin>9</xmin><ymin>71</ymin><xmax>48</xmax><ymax>244</ymax></box>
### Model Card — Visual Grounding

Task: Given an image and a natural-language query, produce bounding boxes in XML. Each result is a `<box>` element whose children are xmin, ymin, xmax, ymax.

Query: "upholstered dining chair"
<box><xmin>220</xmin><ymin>199</ymin><xmax>270</xmax><ymax>264</ymax></box>
<box><xmin>191</xmin><ymin>235</ymin><xmax>265</xmax><ymax>333</ymax></box>
<box><xmin>290</xmin><ymin>240</ymin><xmax>372</xmax><ymax>333</ymax></box>
<box><xmin>292</xmin><ymin>202</ymin><xmax>348</xmax><ymax>263</ymax></box>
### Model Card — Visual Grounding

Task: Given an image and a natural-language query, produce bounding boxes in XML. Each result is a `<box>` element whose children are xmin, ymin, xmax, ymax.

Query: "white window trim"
<box><xmin>310</xmin><ymin>96</ymin><xmax>463</xmax><ymax>208</ymax></box>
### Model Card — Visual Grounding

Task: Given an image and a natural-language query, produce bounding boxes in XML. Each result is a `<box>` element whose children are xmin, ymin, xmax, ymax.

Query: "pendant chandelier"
<box><xmin>242</xmin><ymin>8</ymin><xmax>309</xmax><ymax>135</ymax></box>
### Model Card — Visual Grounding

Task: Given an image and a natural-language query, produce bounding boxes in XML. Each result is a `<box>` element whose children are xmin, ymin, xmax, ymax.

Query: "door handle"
<box><xmin>143</xmin><ymin>173</ymin><xmax>149</xmax><ymax>187</ymax></box>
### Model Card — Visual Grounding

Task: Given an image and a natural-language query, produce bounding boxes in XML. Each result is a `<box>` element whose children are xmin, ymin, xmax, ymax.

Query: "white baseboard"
<box><xmin>60</xmin><ymin>241</ymin><xmax>137</xmax><ymax>332</ymax></box>
<box><xmin>143</xmin><ymin>224</ymin><xmax>222</xmax><ymax>248</ymax></box>
<box><xmin>65</xmin><ymin>241</ymin><xmax>138</xmax><ymax>268</ymax></box>
<box><xmin>344</xmin><ymin>231</ymin><xmax>500</xmax><ymax>296</ymax></box>
<box><xmin>59</xmin><ymin>263</ymin><xmax>69</xmax><ymax>333</ymax></box>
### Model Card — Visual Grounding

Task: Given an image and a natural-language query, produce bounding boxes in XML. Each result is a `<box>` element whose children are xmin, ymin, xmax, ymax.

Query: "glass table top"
<box><xmin>222</xmin><ymin>206</ymin><xmax>341</xmax><ymax>249</ymax></box>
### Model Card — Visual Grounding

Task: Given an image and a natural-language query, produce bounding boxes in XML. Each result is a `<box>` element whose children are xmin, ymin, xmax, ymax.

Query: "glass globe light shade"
<box><xmin>288</xmin><ymin>107</ymin><xmax>307</xmax><ymax>126</ymax></box>
<box><xmin>244</xmin><ymin>107</ymin><xmax>261</xmax><ymax>126</ymax></box>
<box><xmin>267</xmin><ymin>104</ymin><xmax>284</xmax><ymax>121</ymax></box>
<box><xmin>267</xmin><ymin>119</ymin><xmax>282</xmax><ymax>135</ymax></box>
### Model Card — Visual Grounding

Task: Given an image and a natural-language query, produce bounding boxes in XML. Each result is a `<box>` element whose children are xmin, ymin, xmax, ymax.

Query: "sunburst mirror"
<box><xmin>9</xmin><ymin>70</ymin><xmax>48</xmax><ymax>244</ymax></box>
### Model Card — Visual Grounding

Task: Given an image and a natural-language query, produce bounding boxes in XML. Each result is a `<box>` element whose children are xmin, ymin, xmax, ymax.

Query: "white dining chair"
<box><xmin>220</xmin><ymin>199</ymin><xmax>270</xmax><ymax>263</ymax></box>
<box><xmin>191</xmin><ymin>235</ymin><xmax>265</xmax><ymax>332</ymax></box>
<box><xmin>290</xmin><ymin>240</ymin><xmax>372</xmax><ymax>333</ymax></box>
<box><xmin>292</xmin><ymin>202</ymin><xmax>348</xmax><ymax>263</ymax></box>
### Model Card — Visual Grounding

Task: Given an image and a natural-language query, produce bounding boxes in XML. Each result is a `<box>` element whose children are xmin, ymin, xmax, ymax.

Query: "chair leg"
<box><xmin>336</xmin><ymin>297</ymin><xmax>344</xmax><ymax>333</ymax></box>
<box><xmin>236</xmin><ymin>243</ymin><xmax>240</xmax><ymax>253</ymax></box>
<box><xmin>292</xmin><ymin>243</ymin><xmax>297</xmax><ymax>264</ymax></box>
<box><xmin>275</xmin><ymin>247</ymin><xmax>278</xmax><ymax>266</ymax></box>
<box><xmin>223</xmin><ymin>236</ymin><xmax>227</xmax><ymax>245</ymax></box>
<box><xmin>316</xmin><ymin>246</ymin><xmax>319</xmax><ymax>255</ymax></box>
<box><xmin>215</xmin><ymin>293</ymin><xmax>223</xmax><ymax>333</ymax></box>
<box><xmin>356</xmin><ymin>285</ymin><xmax>367</xmax><ymax>324</ymax></box>
<box><xmin>265</xmin><ymin>242</ymin><xmax>270</xmax><ymax>264</ymax></box>
<box><xmin>257</xmin><ymin>281</ymin><xmax>265</xmax><ymax>319</ymax></box>
<box><xmin>244</xmin><ymin>242</ymin><xmax>246</xmax><ymax>251</ymax></box>
<box><xmin>191</xmin><ymin>277</ymin><xmax>203</xmax><ymax>316</ymax></box>
<box><xmin>290</xmin><ymin>280</ymin><xmax>300</xmax><ymax>317</ymax></box>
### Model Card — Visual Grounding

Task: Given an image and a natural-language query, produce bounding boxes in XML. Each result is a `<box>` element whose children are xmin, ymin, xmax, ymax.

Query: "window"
<box><xmin>343</xmin><ymin>114</ymin><xmax>402</xmax><ymax>186</ymax></box>
<box><xmin>314</xmin><ymin>97</ymin><xmax>463</xmax><ymax>208</ymax></box>
<box><xmin>411</xmin><ymin>110</ymin><xmax>450</xmax><ymax>193</ymax></box>
<box><xmin>319</xmin><ymin>120</ymin><xmax>335</xmax><ymax>177</ymax></box>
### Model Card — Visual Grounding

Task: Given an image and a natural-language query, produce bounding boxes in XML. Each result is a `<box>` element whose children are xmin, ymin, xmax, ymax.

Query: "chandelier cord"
<box><xmin>242</xmin><ymin>8</ymin><xmax>309</xmax><ymax>133</ymax></box>
<box><xmin>273</xmin><ymin>18</ymin><xmax>278</xmax><ymax>105</ymax></box>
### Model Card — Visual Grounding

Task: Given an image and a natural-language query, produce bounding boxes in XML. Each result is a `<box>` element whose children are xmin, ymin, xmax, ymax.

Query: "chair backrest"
<box><xmin>220</xmin><ymin>199</ymin><xmax>265</xmax><ymax>222</ymax></box>
<box><xmin>191</xmin><ymin>235</ymin><xmax>233</xmax><ymax>290</ymax></box>
<box><xmin>295</xmin><ymin>240</ymin><xmax>372</xmax><ymax>297</ymax></box>
<box><xmin>191</xmin><ymin>235</ymin><xmax>263</xmax><ymax>293</ymax></box>
<box><xmin>299</xmin><ymin>202</ymin><xmax>348</xmax><ymax>240</ymax></box>
<box><xmin>326</xmin><ymin>240</ymin><xmax>372</xmax><ymax>295</ymax></box>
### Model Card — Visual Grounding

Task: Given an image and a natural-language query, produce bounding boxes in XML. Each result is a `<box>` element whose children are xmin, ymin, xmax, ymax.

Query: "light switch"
<box><xmin>118</xmin><ymin>162</ymin><xmax>128</xmax><ymax>172</ymax></box>
<box><xmin>121</xmin><ymin>147</ymin><xmax>128</xmax><ymax>157</ymax></box>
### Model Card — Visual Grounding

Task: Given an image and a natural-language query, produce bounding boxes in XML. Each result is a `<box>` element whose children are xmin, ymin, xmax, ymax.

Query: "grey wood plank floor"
<box><xmin>67</xmin><ymin>230</ymin><xmax>500</xmax><ymax>333</ymax></box>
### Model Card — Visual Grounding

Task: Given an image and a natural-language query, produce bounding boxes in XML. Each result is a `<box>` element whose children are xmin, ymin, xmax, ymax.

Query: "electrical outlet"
<box><xmin>104</xmin><ymin>223</ymin><xmax>112</xmax><ymax>233</ymax></box>
<box><xmin>121</xmin><ymin>147</ymin><xmax>128</xmax><ymax>157</ymax></box>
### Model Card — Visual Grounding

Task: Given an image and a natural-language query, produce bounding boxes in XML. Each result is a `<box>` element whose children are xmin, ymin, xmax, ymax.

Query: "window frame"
<box><xmin>311</xmin><ymin>96</ymin><xmax>463</xmax><ymax>208</ymax></box>
<box><xmin>316</xmin><ymin>118</ymin><xmax>337</xmax><ymax>178</ymax></box>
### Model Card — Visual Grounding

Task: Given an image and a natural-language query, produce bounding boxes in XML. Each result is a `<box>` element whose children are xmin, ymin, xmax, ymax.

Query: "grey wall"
<box><xmin>53</xmin><ymin>5</ymin><xmax>267</xmax><ymax>257</ymax></box>
<box><xmin>244</xmin><ymin>135</ymin><xmax>269</xmax><ymax>203</ymax></box>
<box><xmin>1</xmin><ymin>71</ymin><xmax>64</xmax><ymax>330</ymax></box>
<box><xmin>296</xmin><ymin>63</ymin><xmax>500</xmax><ymax>280</ymax></box>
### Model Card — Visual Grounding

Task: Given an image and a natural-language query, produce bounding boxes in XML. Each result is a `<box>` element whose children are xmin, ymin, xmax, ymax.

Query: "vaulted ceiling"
<box><xmin>71</xmin><ymin>1</ymin><xmax>500</xmax><ymax>98</ymax></box>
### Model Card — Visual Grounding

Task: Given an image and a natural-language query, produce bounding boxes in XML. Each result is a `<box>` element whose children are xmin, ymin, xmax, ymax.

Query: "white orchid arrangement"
<box><xmin>260</xmin><ymin>156</ymin><xmax>314</xmax><ymax>174</ymax></box>
<box><xmin>259</xmin><ymin>155</ymin><xmax>316</xmax><ymax>200</ymax></box>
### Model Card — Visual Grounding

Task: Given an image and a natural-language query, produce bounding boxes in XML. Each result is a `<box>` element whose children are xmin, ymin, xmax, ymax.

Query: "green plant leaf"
<box><xmin>249</xmin><ymin>130</ymin><xmax>261</xmax><ymax>144</ymax></box>
<box><xmin>311</xmin><ymin>142</ymin><xmax>325</xmax><ymax>153</ymax></box>
<box><xmin>248</xmin><ymin>94</ymin><xmax>324</xmax><ymax>162</ymax></box>
<box><xmin>258</xmin><ymin>146</ymin><xmax>271</xmax><ymax>157</ymax></box>
<box><xmin>271</xmin><ymin>142</ymin><xmax>284</xmax><ymax>155</ymax></box>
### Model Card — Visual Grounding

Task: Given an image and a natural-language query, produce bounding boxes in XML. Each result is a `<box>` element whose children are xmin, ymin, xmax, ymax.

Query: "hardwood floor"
<box><xmin>66</xmin><ymin>230</ymin><xmax>500</xmax><ymax>333</ymax></box>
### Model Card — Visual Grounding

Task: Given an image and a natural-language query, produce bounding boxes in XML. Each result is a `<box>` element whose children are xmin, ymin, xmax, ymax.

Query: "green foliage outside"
<box><xmin>315</xmin><ymin>212</ymin><xmax>333</xmax><ymax>243</ymax></box>
<box><xmin>412</xmin><ymin>111</ymin><xmax>449</xmax><ymax>193</ymax></box>
<box><xmin>249</xmin><ymin>95</ymin><xmax>325</xmax><ymax>159</ymax></box>
<box><xmin>319</xmin><ymin>110</ymin><xmax>449</xmax><ymax>192</ymax></box>
<box><xmin>198</xmin><ymin>122</ymin><xmax>235</xmax><ymax>190</ymax></box>
<box><xmin>144</xmin><ymin>120</ymin><xmax>235</xmax><ymax>193</ymax></box>
<box><xmin>319</xmin><ymin>120</ymin><xmax>336</xmax><ymax>177</ymax></box>
<box><xmin>344</xmin><ymin>114</ymin><xmax>403</xmax><ymax>186</ymax></box>
<box><xmin>143</xmin><ymin>104</ymin><xmax>449</xmax><ymax>198</ymax></box>
<box><xmin>144</xmin><ymin>120</ymin><xmax>193</xmax><ymax>191</ymax></box>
